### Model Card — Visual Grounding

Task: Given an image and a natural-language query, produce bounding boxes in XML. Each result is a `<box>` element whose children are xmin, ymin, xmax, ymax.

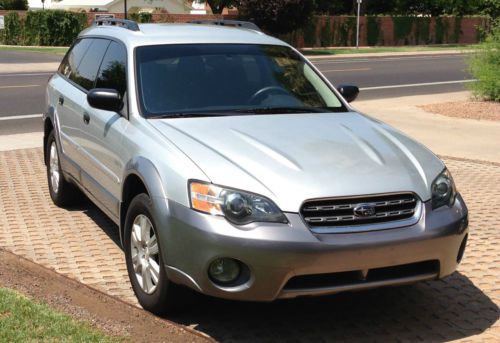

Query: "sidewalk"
<box><xmin>305</xmin><ymin>49</ymin><xmax>471</xmax><ymax>60</ymax></box>
<box><xmin>354</xmin><ymin>91</ymin><xmax>500</xmax><ymax>163</ymax></box>
<box><xmin>0</xmin><ymin>62</ymin><xmax>59</xmax><ymax>73</ymax></box>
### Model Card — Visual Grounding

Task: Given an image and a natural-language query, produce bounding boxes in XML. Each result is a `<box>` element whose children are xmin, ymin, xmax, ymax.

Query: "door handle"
<box><xmin>58</xmin><ymin>96</ymin><xmax>64</xmax><ymax>106</ymax></box>
<box><xmin>83</xmin><ymin>112</ymin><xmax>90</xmax><ymax>125</ymax></box>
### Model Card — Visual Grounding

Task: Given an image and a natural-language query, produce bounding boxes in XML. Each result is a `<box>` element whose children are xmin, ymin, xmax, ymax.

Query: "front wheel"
<box><xmin>124</xmin><ymin>193</ymin><xmax>189</xmax><ymax>314</ymax></box>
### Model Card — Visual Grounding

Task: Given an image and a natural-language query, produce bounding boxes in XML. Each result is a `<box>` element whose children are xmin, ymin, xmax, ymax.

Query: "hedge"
<box><xmin>282</xmin><ymin>15</ymin><xmax>489</xmax><ymax>48</ymax></box>
<box><xmin>0</xmin><ymin>10</ymin><xmax>86</xmax><ymax>46</ymax></box>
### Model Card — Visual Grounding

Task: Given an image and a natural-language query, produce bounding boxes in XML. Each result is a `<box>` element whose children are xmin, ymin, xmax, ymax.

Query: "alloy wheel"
<box><xmin>49</xmin><ymin>141</ymin><xmax>60</xmax><ymax>194</ymax></box>
<box><xmin>130</xmin><ymin>214</ymin><xmax>160</xmax><ymax>294</ymax></box>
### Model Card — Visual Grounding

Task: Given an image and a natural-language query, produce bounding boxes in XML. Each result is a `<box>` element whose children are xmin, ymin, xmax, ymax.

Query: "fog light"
<box><xmin>208</xmin><ymin>258</ymin><xmax>241</xmax><ymax>285</ymax></box>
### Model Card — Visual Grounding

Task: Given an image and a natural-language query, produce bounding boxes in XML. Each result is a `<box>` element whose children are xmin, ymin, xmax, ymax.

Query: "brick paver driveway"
<box><xmin>1</xmin><ymin>148</ymin><xmax>498</xmax><ymax>342</ymax></box>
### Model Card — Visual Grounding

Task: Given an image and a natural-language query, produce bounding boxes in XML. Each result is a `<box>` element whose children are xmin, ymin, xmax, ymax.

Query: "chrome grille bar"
<box><xmin>300</xmin><ymin>193</ymin><xmax>419</xmax><ymax>230</ymax></box>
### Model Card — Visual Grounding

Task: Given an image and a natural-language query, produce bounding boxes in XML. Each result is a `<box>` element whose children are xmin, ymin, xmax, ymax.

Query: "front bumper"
<box><xmin>154</xmin><ymin>194</ymin><xmax>468</xmax><ymax>302</ymax></box>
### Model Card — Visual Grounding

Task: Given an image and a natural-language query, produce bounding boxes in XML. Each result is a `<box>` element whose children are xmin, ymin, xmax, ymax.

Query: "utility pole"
<box><xmin>356</xmin><ymin>0</ymin><xmax>362</xmax><ymax>48</ymax></box>
<box><xmin>124</xmin><ymin>0</ymin><xmax>128</xmax><ymax>19</ymax></box>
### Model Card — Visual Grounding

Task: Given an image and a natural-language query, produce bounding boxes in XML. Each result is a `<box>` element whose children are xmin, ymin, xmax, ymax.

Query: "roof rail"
<box><xmin>188</xmin><ymin>20</ymin><xmax>261</xmax><ymax>32</ymax></box>
<box><xmin>93</xmin><ymin>18</ymin><xmax>140</xmax><ymax>32</ymax></box>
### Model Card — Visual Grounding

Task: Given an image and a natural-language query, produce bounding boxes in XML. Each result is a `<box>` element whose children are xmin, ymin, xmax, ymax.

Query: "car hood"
<box><xmin>148</xmin><ymin>112</ymin><xmax>444</xmax><ymax>212</ymax></box>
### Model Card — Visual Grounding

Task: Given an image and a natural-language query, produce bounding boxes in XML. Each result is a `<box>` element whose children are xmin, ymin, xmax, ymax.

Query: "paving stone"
<box><xmin>0</xmin><ymin>148</ymin><xmax>498</xmax><ymax>341</ymax></box>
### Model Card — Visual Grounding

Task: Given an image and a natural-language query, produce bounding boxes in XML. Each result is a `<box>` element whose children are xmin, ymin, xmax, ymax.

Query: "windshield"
<box><xmin>136</xmin><ymin>44</ymin><xmax>347</xmax><ymax>117</ymax></box>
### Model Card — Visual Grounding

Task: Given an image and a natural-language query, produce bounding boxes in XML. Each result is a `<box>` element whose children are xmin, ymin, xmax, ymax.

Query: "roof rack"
<box><xmin>93</xmin><ymin>18</ymin><xmax>140</xmax><ymax>32</ymax></box>
<box><xmin>188</xmin><ymin>20</ymin><xmax>261</xmax><ymax>32</ymax></box>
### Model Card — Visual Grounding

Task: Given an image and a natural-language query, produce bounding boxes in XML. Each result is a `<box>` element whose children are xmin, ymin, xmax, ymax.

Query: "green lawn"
<box><xmin>0</xmin><ymin>46</ymin><xmax>68</xmax><ymax>55</ymax></box>
<box><xmin>301</xmin><ymin>44</ymin><xmax>477</xmax><ymax>55</ymax></box>
<box><xmin>0</xmin><ymin>288</ymin><xmax>122</xmax><ymax>342</ymax></box>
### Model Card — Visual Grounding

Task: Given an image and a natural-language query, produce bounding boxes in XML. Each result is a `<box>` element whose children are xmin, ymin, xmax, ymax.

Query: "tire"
<box><xmin>124</xmin><ymin>193</ymin><xmax>189</xmax><ymax>314</ymax></box>
<box><xmin>46</xmin><ymin>131</ymin><xmax>80</xmax><ymax>207</ymax></box>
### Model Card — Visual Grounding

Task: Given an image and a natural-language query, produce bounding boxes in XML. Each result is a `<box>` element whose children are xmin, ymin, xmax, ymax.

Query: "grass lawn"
<box><xmin>0</xmin><ymin>46</ymin><xmax>69</xmax><ymax>55</ymax></box>
<box><xmin>0</xmin><ymin>288</ymin><xmax>121</xmax><ymax>342</ymax></box>
<box><xmin>301</xmin><ymin>44</ymin><xmax>478</xmax><ymax>55</ymax></box>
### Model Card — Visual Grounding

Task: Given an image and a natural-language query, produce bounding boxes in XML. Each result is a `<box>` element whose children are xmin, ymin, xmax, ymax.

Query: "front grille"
<box><xmin>300</xmin><ymin>193</ymin><xmax>419</xmax><ymax>228</ymax></box>
<box><xmin>283</xmin><ymin>260</ymin><xmax>439</xmax><ymax>291</ymax></box>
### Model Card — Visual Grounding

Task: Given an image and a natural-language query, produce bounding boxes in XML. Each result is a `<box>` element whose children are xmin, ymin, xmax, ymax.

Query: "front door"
<box><xmin>78</xmin><ymin>41</ymin><xmax>129</xmax><ymax>218</ymax></box>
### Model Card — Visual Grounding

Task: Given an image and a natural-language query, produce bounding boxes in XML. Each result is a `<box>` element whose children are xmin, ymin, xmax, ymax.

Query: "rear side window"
<box><xmin>58</xmin><ymin>38</ymin><xmax>92</xmax><ymax>78</ymax></box>
<box><xmin>69</xmin><ymin>38</ymin><xmax>110</xmax><ymax>91</ymax></box>
<box><xmin>95</xmin><ymin>41</ymin><xmax>127</xmax><ymax>98</ymax></box>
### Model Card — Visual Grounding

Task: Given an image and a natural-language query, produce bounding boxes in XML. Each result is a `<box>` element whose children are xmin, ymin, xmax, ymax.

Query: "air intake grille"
<box><xmin>300</xmin><ymin>193</ymin><xmax>418</xmax><ymax>228</ymax></box>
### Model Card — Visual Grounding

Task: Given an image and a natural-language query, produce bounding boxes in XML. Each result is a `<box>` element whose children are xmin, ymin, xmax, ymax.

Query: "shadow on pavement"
<box><xmin>169</xmin><ymin>273</ymin><xmax>498</xmax><ymax>342</ymax></box>
<box><xmin>66</xmin><ymin>196</ymin><xmax>122</xmax><ymax>248</ymax></box>
<box><xmin>61</xmin><ymin>180</ymin><xmax>498</xmax><ymax>342</ymax></box>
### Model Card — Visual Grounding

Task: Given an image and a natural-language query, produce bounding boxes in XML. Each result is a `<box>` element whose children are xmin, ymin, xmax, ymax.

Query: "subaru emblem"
<box><xmin>353</xmin><ymin>204</ymin><xmax>376</xmax><ymax>217</ymax></box>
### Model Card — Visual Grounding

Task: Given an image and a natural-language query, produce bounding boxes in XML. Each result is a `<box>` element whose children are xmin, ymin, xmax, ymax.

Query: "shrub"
<box><xmin>3</xmin><ymin>12</ymin><xmax>22</xmax><ymax>45</ymax></box>
<box><xmin>468</xmin><ymin>21</ymin><xmax>500</xmax><ymax>101</ymax></box>
<box><xmin>239</xmin><ymin>0</ymin><xmax>315</xmax><ymax>35</ymax></box>
<box><xmin>129</xmin><ymin>12</ymin><xmax>153</xmax><ymax>23</ymax></box>
<box><xmin>367</xmin><ymin>16</ymin><xmax>381</xmax><ymax>46</ymax></box>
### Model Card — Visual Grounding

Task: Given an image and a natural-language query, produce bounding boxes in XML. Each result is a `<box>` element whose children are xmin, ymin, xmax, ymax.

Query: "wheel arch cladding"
<box><xmin>43</xmin><ymin>109</ymin><xmax>55</xmax><ymax>165</ymax></box>
<box><xmin>120</xmin><ymin>157</ymin><xmax>167</xmax><ymax>245</ymax></box>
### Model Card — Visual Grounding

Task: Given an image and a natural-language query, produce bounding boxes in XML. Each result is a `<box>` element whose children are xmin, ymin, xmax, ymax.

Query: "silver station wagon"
<box><xmin>44</xmin><ymin>19</ymin><xmax>469</xmax><ymax>314</ymax></box>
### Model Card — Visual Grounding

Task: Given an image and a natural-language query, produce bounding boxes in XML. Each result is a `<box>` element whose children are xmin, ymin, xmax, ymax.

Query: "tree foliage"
<box><xmin>0</xmin><ymin>0</ymin><xmax>28</xmax><ymax>10</ymax></box>
<box><xmin>239</xmin><ymin>0</ymin><xmax>315</xmax><ymax>34</ymax></box>
<box><xmin>206</xmin><ymin>0</ymin><xmax>237</xmax><ymax>14</ymax></box>
<box><xmin>312</xmin><ymin>0</ymin><xmax>499</xmax><ymax>17</ymax></box>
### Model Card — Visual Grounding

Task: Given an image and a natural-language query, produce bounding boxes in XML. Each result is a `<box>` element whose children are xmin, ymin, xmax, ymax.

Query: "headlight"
<box><xmin>431</xmin><ymin>169</ymin><xmax>457</xmax><ymax>209</ymax></box>
<box><xmin>189</xmin><ymin>181</ymin><xmax>288</xmax><ymax>225</ymax></box>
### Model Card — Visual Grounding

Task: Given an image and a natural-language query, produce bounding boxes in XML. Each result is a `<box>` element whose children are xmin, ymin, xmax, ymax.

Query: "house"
<box><xmin>28</xmin><ymin>0</ymin><xmax>54</xmax><ymax>10</ymax></box>
<box><xmin>45</xmin><ymin>0</ymin><xmax>200</xmax><ymax>14</ymax></box>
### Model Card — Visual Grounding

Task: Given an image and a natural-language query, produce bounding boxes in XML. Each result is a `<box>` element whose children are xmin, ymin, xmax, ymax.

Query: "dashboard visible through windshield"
<box><xmin>136</xmin><ymin>44</ymin><xmax>347</xmax><ymax>118</ymax></box>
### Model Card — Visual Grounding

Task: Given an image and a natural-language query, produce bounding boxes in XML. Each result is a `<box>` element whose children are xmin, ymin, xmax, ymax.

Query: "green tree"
<box><xmin>239</xmin><ymin>0</ymin><xmax>315</xmax><ymax>34</ymax></box>
<box><xmin>479</xmin><ymin>0</ymin><xmax>500</xmax><ymax>18</ymax></box>
<box><xmin>206</xmin><ymin>0</ymin><xmax>237</xmax><ymax>14</ymax></box>
<box><xmin>0</xmin><ymin>0</ymin><xmax>28</xmax><ymax>10</ymax></box>
<box><xmin>314</xmin><ymin>0</ymin><xmax>353</xmax><ymax>15</ymax></box>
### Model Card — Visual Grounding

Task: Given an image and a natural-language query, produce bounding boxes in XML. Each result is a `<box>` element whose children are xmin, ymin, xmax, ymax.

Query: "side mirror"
<box><xmin>337</xmin><ymin>85</ymin><xmax>360</xmax><ymax>103</ymax></box>
<box><xmin>87</xmin><ymin>88</ymin><xmax>123</xmax><ymax>112</ymax></box>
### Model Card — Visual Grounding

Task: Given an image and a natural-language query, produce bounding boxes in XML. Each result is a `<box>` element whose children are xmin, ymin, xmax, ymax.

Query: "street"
<box><xmin>0</xmin><ymin>51</ymin><xmax>471</xmax><ymax>135</ymax></box>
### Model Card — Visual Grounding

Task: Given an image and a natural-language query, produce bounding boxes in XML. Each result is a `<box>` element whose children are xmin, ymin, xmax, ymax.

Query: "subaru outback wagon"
<box><xmin>44</xmin><ymin>19</ymin><xmax>469</xmax><ymax>314</ymax></box>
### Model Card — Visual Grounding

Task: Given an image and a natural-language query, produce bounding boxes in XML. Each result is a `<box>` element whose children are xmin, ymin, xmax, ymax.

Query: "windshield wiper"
<box><xmin>148</xmin><ymin>112</ymin><xmax>232</xmax><ymax>119</ymax></box>
<box><xmin>148</xmin><ymin>106</ymin><xmax>342</xmax><ymax>119</ymax></box>
<box><xmin>233</xmin><ymin>106</ymin><xmax>333</xmax><ymax>114</ymax></box>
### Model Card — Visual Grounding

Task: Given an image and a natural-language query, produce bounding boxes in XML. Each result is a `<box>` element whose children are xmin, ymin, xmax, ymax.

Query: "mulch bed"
<box><xmin>419</xmin><ymin>100</ymin><xmax>500</xmax><ymax>121</ymax></box>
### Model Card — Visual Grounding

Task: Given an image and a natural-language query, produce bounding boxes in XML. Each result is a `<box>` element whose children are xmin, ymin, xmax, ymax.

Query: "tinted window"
<box><xmin>136</xmin><ymin>44</ymin><xmax>345</xmax><ymax>117</ymax></box>
<box><xmin>70</xmin><ymin>39</ymin><xmax>110</xmax><ymax>91</ymax></box>
<box><xmin>95</xmin><ymin>41</ymin><xmax>127</xmax><ymax>98</ymax></box>
<box><xmin>58</xmin><ymin>39</ymin><xmax>92</xmax><ymax>78</ymax></box>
